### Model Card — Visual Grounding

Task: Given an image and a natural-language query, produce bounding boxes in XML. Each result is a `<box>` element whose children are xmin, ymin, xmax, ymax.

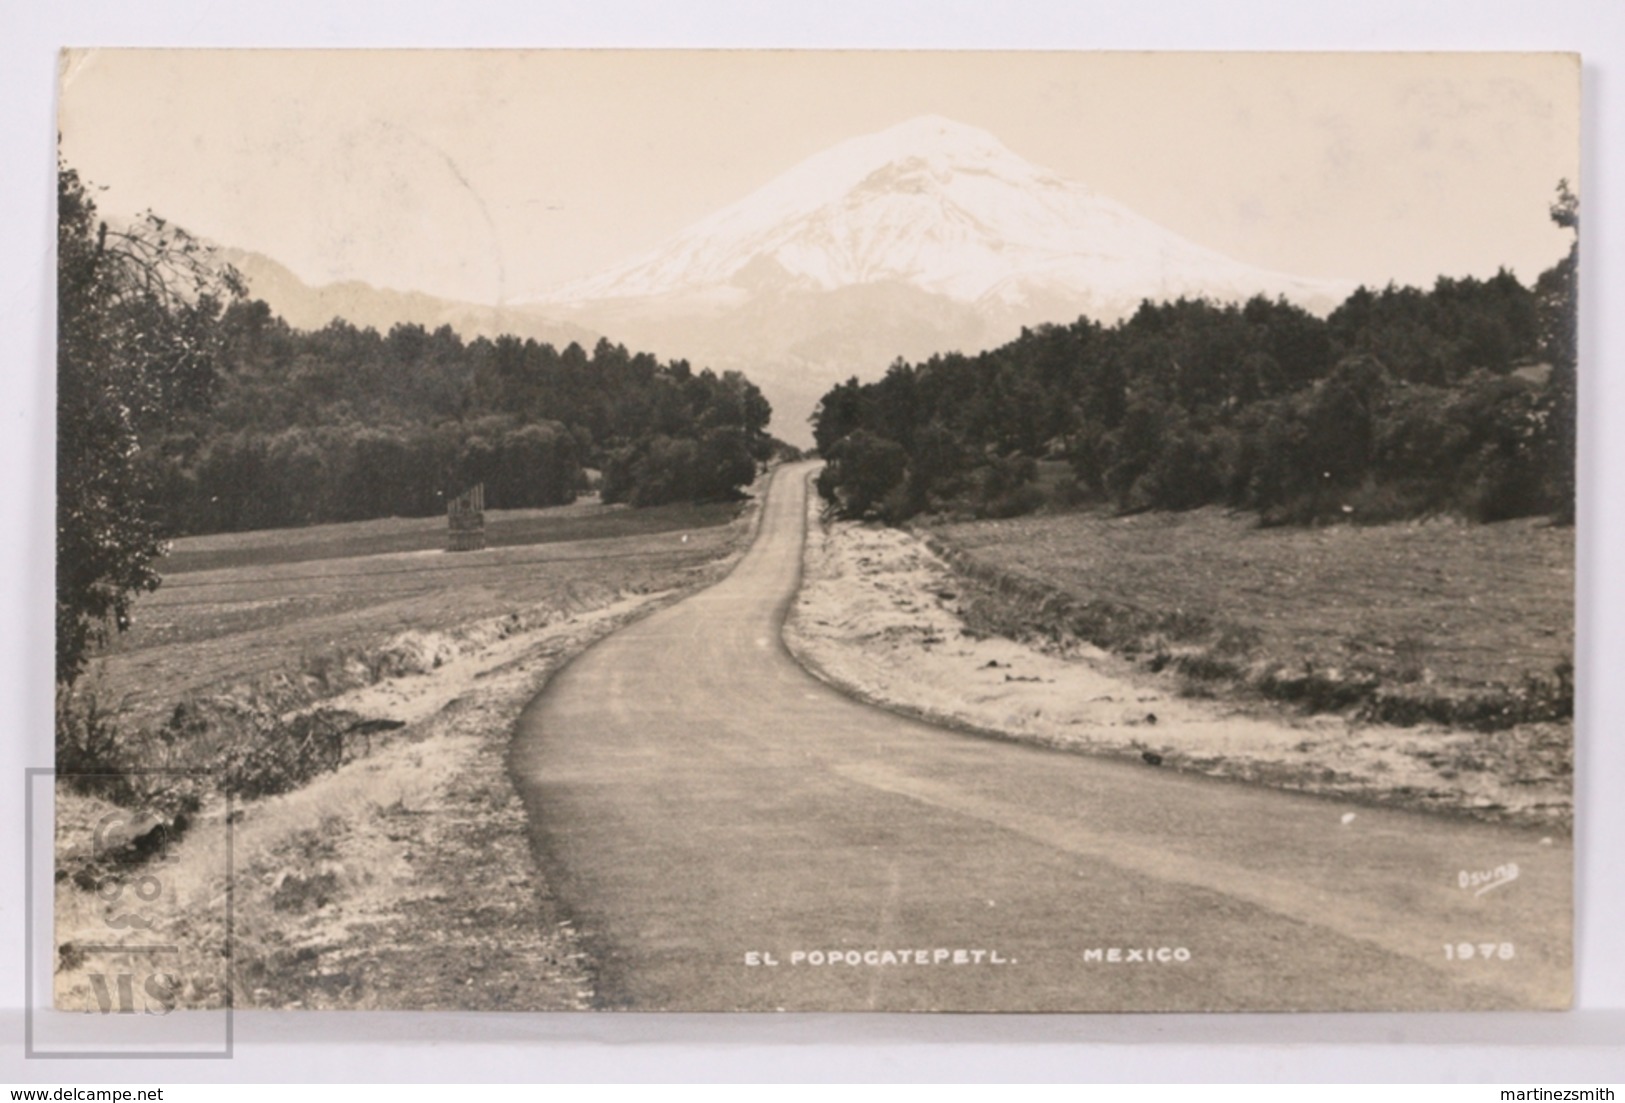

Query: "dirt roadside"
<box><xmin>782</xmin><ymin>498</ymin><xmax>1571</xmax><ymax>832</ymax></box>
<box><xmin>54</xmin><ymin>481</ymin><xmax>769</xmax><ymax>1011</ymax></box>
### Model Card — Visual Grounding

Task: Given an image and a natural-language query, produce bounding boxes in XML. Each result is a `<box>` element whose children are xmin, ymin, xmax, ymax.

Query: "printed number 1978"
<box><xmin>1444</xmin><ymin>942</ymin><xmax>1515</xmax><ymax>961</ymax></box>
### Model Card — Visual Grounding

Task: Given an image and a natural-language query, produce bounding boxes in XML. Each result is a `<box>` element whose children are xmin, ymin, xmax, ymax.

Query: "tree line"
<box><xmin>57</xmin><ymin>158</ymin><xmax>778</xmax><ymax>685</ymax></box>
<box><xmin>138</xmin><ymin>304</ymin><xmax>778</xmax><ymax>536</ymax></box>
<box><xmin>814</xmin><ymin>185</ymin><xmax>1578</xmax><ymax>529</ymax></box>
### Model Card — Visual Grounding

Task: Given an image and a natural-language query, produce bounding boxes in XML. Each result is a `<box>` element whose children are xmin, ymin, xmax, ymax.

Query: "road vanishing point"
<box><xmin>511</xmin><ymin>462</ymin><xmax>1570</xmax><ymax>1012</ymax></box>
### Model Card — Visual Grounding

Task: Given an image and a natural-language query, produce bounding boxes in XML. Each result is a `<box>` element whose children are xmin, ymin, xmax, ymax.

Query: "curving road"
<box><xmin>511</xmin><ymin>462</ymin><xmax>1570</xmax><ymax>1012</ymax></box>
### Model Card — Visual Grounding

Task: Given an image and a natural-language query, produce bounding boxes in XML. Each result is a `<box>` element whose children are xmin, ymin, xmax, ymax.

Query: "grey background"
<box><xmin>2</xmin><ymin>0</ymin><xmax>1621</xmax><ymax>1083</ymax></box>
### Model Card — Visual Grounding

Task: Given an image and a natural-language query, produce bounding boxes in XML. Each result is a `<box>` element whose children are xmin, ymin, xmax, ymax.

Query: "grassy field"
<box><xmin>161</xmin><ymin>496</ymin><xmax>745</xmax><ymax>574</ymax></box>
<box><xmin>91</xmin><ymin>495</ymin><xmax>748</xmax><ymax>727</ymax></box>
<box><xmin>928</xmin><ymin>506</ymin><xmax>1574</xmax><ymax>727</ymax></box>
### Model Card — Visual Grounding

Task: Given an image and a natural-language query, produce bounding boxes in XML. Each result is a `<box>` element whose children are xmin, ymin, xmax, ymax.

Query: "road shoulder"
<box><xmin>782</xmin><ymin>496</ymin><xmax>1571</xmax><ymax>831</ymax></box>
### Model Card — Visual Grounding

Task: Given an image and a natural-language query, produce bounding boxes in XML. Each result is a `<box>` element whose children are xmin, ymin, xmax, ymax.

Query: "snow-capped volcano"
<box><xmin>526</xmin><ymin>115</ymin><xmax>1353</xmax><ymax>444</ymax></box>
<box><xmin>536</xmin><ymin>115</ymin><xmax>1347</xmax><ymax>314</ymax></box>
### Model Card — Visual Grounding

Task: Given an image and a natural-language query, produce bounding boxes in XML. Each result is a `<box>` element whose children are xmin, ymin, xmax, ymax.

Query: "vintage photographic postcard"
<box><xmin>51</xmin><ymin>49</ymin><xmax>1577</xmax><ymax>1013</ymax></box>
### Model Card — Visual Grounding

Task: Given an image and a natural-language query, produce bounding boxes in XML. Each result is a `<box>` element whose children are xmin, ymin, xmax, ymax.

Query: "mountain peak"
<box><xmin>877</xmin><ymin>113</ymin><xmax>991</xmax><ymax>140</ymax></box>
<box><xmin>523</xmin><ymin>115</ymin><xmax>1354</xmax><ymax>446</ymax></box>
<box><xmin>840</xmin><ymin>114</ymin><xmax>1018</xmax><ymax>165</ymax></box>
<box><xmin>537</xmin><ymin>115</ymin><xmax>1048</xmax><ymax>304</ymax></box>
<box><xmin>535</xmin><ymin>115</ymin><xmax>1347</xmax><ymax>314</ymax></box>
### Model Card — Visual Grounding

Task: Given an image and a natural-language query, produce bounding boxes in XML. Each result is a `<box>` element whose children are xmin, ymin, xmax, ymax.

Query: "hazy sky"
<box><xmin>57</xmin><ymin>49</ymin><xmax>1580</xmax><ymax>306</ymax></box>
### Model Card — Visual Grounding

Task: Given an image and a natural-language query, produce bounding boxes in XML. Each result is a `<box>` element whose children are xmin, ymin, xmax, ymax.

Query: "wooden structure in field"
<box><xmin>447</xmin><ymin>483</ymin><xmax>486</xmax><ymax>551</ymax></box>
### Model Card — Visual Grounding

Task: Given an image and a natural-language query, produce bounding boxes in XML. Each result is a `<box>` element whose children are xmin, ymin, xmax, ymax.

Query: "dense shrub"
<box><xmin>602</xmin><ymin>426</ymin><xmax>757</xmax><ymax>507</ymax></box>
<box><xmin>816</xmin><ymin>430</ymin><xmax>909</xmax><ymax>519</ymax></box>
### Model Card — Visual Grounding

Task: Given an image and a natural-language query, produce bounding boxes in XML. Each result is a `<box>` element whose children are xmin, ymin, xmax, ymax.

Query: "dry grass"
<box><xmin>929</xmin><ymin>506</ymin><xmax>1573</xmax><ymax>721</ymax></box>
<box><xmin>93</xmin><ymin>497</ymin><xmax>747</xmax><ymax>728</ymax></box>
<box><xmin>790</xmin><ymin>501</ymin><xmax>1572</xmax><ymax>829</ymax></box>
<box><xmin>54</xmin><ymin>484</ymin><xmax>766</xmax><ymax>1009</ymax></box>
<box><xmin>56</xmin><ymin>626</ymin><xmax>608</xmax><ymax>1010</ymax></box>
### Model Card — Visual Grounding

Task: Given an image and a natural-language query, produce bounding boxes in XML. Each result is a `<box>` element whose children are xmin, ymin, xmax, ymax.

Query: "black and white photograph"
<box><xmin>49</xmin><ymin>48</ymin><xmax>1579</xmax><ymax>1015</ymax></box>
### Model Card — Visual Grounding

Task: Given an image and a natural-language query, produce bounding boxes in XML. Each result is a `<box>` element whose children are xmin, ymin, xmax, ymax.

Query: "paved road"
<box><xmin>512</xmin><ymin>462</ymin><xmax>1570</xmax><ymax>1011</ymax></box>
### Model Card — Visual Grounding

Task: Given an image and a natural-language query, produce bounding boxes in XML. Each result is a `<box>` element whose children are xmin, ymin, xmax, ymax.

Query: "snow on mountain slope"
<box><xmin>521</xmin><ymin>115</ymin><xmax>1356</xmax><ymax>445</ymax></box>
<box><xmin>534</xmin><ymin>115</ymin><xmax>1350</xmax><ymax>315</ymax></box>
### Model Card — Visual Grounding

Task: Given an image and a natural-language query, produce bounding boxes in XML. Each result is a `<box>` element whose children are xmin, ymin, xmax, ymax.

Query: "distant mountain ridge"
<box><xmin>216</xmin><ymin>117</ymin><xmax>1357</xmax><ymax>447</ymax></box>
<box><xmin>219</xmin><ymin>248</ymin><xmax>601</xmax><ymax>351</ymax></box>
